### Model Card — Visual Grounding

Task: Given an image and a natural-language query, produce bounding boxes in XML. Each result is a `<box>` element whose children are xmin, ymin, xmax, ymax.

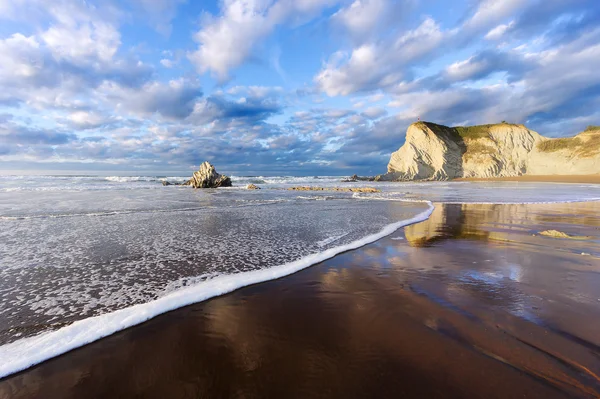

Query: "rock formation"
<box><xmin>246</xmin><ymin>184</ymin><xmax>261</xmax><ymax>190</ymax></box>
<box><xmin>184</xmin><ymin>162</ymin><xmax>232</xmax><ymax>188</ymax></box>
<box><xmin>380</xmin><ymin>122</ymin><xmax>600</xmax><ymax>181</ymax></box>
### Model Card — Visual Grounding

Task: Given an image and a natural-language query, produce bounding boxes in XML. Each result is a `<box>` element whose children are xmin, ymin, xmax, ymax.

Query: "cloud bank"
<box><xmin>1</xmin><ymin>0</ymin><xmax>599</xmax><ymax>175</ymax></box>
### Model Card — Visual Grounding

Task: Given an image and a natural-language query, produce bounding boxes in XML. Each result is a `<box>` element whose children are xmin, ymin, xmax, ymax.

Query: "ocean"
<box><xmin>1</xmin><ymin>175</ymin><xmax>600</xmax><ymax>377</ymax></box>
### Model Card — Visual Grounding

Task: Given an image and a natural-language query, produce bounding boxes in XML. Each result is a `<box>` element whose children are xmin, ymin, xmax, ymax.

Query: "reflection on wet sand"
<box><xmin>406</xmin><ymin>202</ymin><xmax>600</xmax><ymax>250</ymax></box>
<box><xmin>1</xmin><ymin>202</ymin><xmax>600</xmax><ymax>398</ymax></box>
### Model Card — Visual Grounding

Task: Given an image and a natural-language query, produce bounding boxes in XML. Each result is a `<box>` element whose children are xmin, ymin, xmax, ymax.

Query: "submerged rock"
<box><xmin>246</xmin><ymin>184</ymin><xmax>261</xmax><ymax>190</ymax></box>
<box><xmin>184</xmin><ymin>162</ymin><xmax>232</xmax><ymax>188</ymax></box>
<box><xmin>538</xmin><ymin>229</ymin><xmax>591</xmax><ymax>240</ymax></box>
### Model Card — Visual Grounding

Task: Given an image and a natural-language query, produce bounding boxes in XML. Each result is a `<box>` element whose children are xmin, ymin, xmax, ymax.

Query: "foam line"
<box><xmin>0</xmin><ymin>202</ymin><xmax>435</xmax><ymax>379</ymax></box>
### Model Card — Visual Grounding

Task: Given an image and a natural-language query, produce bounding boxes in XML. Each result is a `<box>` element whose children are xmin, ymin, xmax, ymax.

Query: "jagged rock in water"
<box><xmin>342</xmin><ymin>174</ymin><xmax>376</xmax><ymax>182</ymax></box>
<box><xmin>246</xmin><ymin>184</ymin><xmax>261</xmax><ymax>190</ymax></box>
<box><xmin>184</xmin><ymin>162</ymin><xmax>232</xmax><ymax>188</ymax></box>
<box><xmin>381</xmin><ymin>122</ymin><xmax>600</xmax><ymax>181</ymax></box>
<box><xmin>162</xmin><ymin>181</ymin><xmax>171</xmax><ymax>186</ymax></box>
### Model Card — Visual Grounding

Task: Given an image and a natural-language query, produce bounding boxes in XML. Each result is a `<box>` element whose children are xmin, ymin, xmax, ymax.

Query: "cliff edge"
<box><xmin>383</xmin><ymin>122</ymin><xmax>600</xmax><ymax>180</ymax></box>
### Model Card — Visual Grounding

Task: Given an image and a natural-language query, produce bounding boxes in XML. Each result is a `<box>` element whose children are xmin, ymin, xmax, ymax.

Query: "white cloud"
<box><xmin>332</xmin><ymin>0</ymin><xmax>388</xmax><ymax>36</ymax></box>
<box><xmin>98</xmin><ymin>78</ymin><xmax>203</xmax><ymax>120</ymax></box>
<box><xmin>463</xmin><ymin>0</ymin><xmax>524</xmax><ymax>31</ymax></box>
<box><xmin>445</xmin><ymin>57</ymin><xmax>487</xmax><ymax>81</ymax></box>
<box><xmin>316</xmin><ymin>0</ymin><xmax>531</xmax><ymax>97</ymax></box>
<box><xmin>0</xmin><ymin>34</ymin><xmax>42</xmax><ymax>80</ymax></box>
<box><xmin>188</xmin><ymin>1</ymin><xmax>276</xmax><ymax>81</ymax></box>
<box><xmin>41</xmin><ymin>21</ymin><xmax>120</xmax><ymax>65</ymax></box>
<box><xmin>361</xmin><ymin>106</ymin><xmax>387</xmax><ymax>119</ymax></box>
<box><xmin>66</xmin><ymin>110</ymin><xmax>115</xmax><ymax>129</ymax></box>
<box><xmin>160</xmin><ymin>58</ymin><xmax>174</xmax><ymax>68</ymax></box>
<box><xmin>315</xmin><ymin>17</ymin><xmax>443</xmax><ymax>95</ymax></box>
<box><xmin>1</xmin><ymin>0</ymin><xmax>600</xmax><ymax>172</ymax></box>
<box><xmin>367</xmin><ymin>93</ymin><xmax>385</xmax><ymax>102</ymax></box>
<box><xmin>188</xmin><ymin>0</ymin><xmax>340</xmax><ymax>81</ymax></box>
<box><xmin>485</xmin><ymin>21</ymin><xmax>514</xmax><ymax>40</ymax></box>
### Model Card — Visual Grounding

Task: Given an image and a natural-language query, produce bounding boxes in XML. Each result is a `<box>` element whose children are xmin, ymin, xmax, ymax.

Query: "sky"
<box><xmin>0</xmin><ymin>0</ymin><xmax>599</xmax><ymax>176</ymax></box>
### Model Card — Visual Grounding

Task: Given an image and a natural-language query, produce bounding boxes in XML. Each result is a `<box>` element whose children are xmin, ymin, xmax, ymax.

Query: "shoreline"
<box><xmin>453</xmin><ymin>174</ymin><xmax>600</xmax><ymax>184</ymax></box>
<box><xmin>1</xmin><ymin>201</ymin><xmax>599</xmax><ymax>398</ymax></box>
<box><xmin>0</xmin><ymin>202</ymin><xmax>434</xmax><ymax>379</ymax></box>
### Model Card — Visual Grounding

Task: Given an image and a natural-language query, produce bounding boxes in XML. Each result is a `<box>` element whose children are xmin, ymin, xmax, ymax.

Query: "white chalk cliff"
<box><xmin>382</xmin><ymin>122</ymin><xmax>600</xmax><ymax>180</ymax></box>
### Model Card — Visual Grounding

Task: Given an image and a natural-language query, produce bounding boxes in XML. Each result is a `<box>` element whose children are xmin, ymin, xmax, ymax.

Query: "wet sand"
<box><xmin>2</xmin><ymin>202</ymin><xmax>600</xmax><ymax>398</ymax></box>
<box><xmin>455</xmin><ymin>175</ymin><xmax>600</xmax><ymax>184</ymax></box>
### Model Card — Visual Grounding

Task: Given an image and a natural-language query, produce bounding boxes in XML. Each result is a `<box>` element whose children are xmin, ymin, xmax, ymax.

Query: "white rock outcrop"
<box><xmin>383</xmin><ymin>122</ymin><xmax>600</xmax><ymax>180</ymax></box>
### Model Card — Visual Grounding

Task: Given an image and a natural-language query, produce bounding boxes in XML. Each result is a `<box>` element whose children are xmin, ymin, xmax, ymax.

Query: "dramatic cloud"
<box><xmin>332</xmin><ymin>0</ymin><xmax>391</xmax><ymax>38</ymax></box>
<box><xmin>99</xmin><ymin>79</ymin><xmax>204</xmax><ymax>120</ymax></box>
<box><xmin>1</xmin><ymin>0</ymin><xmax>599</xmax><ymax>174</ymax></box>
<box><xmin>315</xmin><ymin>17</ymin><xmax>443</xmax><ymax>95</ymax></box>
<box><xmin>188</xmin><ymin>0</ymin><xmax>340</xmax><ymax>81</ymax></box>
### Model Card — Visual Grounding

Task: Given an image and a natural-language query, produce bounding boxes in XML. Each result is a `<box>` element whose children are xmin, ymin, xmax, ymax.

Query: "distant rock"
<box><xmin>184</xmin><ymin>162</ymin><xmax>232</xmax><ymax>188</ymax></box>
<box><xmin>246</xmin><ymin>184</ymin><xmax>261</xmax><ymax>190</ymax></box>
<box><xmin>381</xmin><ymin>122</ymin><xmax>600</xmax><ymax>181</ymax></box>
<box><xmin>341</xmin><ymin>174</ymin><xmax>358</xmax><ymax>182</ymax></box>
<box><xmin>342</xmin><ymin>174</ymin><xmax>376</xmax><ymax>182</ymax></box>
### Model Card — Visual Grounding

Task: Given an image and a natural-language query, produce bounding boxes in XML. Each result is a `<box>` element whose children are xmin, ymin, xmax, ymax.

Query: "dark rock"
<box><xmin>341</xmin><ymin>174</ymin><xmax>359</xmax><ymax>182</ymax></box>
<box><xmin>343</xmin><ymin>174</ymin><xmax>377</xmax><ymax>182</ymax></box>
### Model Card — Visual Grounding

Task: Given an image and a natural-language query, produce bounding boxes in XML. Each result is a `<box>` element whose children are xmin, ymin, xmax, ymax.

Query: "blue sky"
<box><xmin>1</xmin><ymin>0</ymin><xmax>599</xmax><ymax>176</ymax></box>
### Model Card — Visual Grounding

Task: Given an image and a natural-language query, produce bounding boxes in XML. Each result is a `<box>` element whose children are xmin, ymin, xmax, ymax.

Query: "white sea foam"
<box><xmin>316</xmin><ymin>233</ymin><xmax>349</xmax><ymax>247</ymax></box>
<box><xmin>296</xmin><ymin>195</ymin><xmax>337</xmax><ymax>201</ymax></box>
<box><xmin>104</xmin><ymin>176</ymin><xmax>157</xmax><ymax>183</ymax></box>
<box><xmin>0</xmin><ymin>206</ymin><xmax>211</xmax><ymax>220</ymax></box>
<box><xmin>0</xmin><ymin>202</ymin><xmax>434</xmax><ymax>379</ymax></box>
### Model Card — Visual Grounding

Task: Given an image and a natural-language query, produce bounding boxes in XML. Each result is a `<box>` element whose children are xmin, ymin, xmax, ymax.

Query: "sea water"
<box><xmin>1</xmin><ymin>175</ymin><xmax>599</xmax><ymax>377</ymax></box>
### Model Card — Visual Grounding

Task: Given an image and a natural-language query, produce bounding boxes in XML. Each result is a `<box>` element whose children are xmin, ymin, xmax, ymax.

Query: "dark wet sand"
<box><xmin>2</xmin><ymin>202</ymin><xmax>600</xmax><ymax>398</ymax></box>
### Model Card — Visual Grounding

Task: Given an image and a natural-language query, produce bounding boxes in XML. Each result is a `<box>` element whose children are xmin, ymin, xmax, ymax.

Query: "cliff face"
<box><xmin>384</xmin><ymin>122</ymin><xmax>600</xmax><ymax>180</ymax></box>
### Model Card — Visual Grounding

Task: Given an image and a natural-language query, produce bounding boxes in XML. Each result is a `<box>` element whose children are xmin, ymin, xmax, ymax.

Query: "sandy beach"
<box><xmin>455</xmin><ymin>175</ymin><xmax>600</xmax><ymax>184</ymax></box>
<box><xmin>1</xmin><ymin>201</ymin><xmax>599</xmax><ymax>398</ymax></box>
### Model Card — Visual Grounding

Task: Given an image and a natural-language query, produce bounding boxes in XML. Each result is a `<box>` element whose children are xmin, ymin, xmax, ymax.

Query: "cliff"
<box><xmin>383</xmin><ymin>122</ymin><xmax>600</xmax><ymax>180</ymax></box>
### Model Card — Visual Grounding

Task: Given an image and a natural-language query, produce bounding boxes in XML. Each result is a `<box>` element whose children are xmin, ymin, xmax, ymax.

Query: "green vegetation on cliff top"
<box><xmin>537</xmin><ymin>134</ymin><xmax>600</xmax><ymax>156</ymax></box>
<box><xmin>453</xmin><ymin>122</ymin><xmax>522</xmax><ymax>139</ymax></box>
<box><xmin>537</xmin><ymin>137</ymin><xmax>582</xmax><ymax>152</ymax></box>
<box><xmin>414</xmin><ymin>121</ymin><xmax>522</xmax><ymax>140</ymax></box>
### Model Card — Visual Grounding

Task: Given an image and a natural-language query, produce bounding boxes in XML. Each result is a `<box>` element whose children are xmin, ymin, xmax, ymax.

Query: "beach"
<box><xmin>1</xmin><ymin>200</ymin><xmax>599</xmax><ymax>398</ymax></box>
<box><xmin>2</xmin><ymin>0</ymin><xmax>600</xmax><ymax>396</ymax></box>
<box><xmin>455</xmin><ymin>175</ymin><xmax>600</xmax><ymax>184</ymax></box>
